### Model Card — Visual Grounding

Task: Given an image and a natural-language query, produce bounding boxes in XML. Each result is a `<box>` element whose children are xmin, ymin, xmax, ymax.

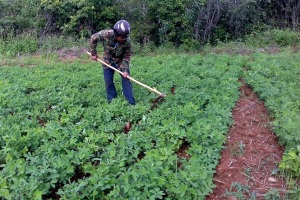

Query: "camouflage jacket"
<box><xmin>90</xmin><ymin>29</ymin><xmax>131</xmax><ymax>72</ymax></box>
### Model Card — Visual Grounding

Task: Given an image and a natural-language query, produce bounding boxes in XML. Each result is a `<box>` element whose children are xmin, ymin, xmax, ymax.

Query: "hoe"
<box><xmin>86</xmin><ymin>51</ymin><xmax>166</xmax><ymax>102</ymax></box>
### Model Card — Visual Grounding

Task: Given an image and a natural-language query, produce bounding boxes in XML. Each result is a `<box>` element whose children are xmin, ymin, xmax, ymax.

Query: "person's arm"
<box><xmin>90</xmin><ymin>30</ymin><xmax>114</xmax><ymax>60</ymax></box>
<box><xmin>120</xmin><ymin>42</ymin><xmax>131</xmax><ymax>74</ymax></box>
<box><xmin>90</xmin><ymin>32</ymin><xmax>102</xmax><ymax>59</ymax></box>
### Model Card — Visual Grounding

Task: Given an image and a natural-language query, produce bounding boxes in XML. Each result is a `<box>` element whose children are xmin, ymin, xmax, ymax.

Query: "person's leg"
<box><xmin>121</xmin><ymin>69</ymin><xmax>135</xmax><ymax>105</ymax></box>
<box><xmin>103</xmin><ymin>65</ymin><xmax>117</xmax><ymax>102</ymax></box>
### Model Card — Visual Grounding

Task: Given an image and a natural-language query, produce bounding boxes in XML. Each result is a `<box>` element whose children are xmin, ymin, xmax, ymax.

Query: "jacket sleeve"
<box><xmin>120</xmin><ymin>42</ymin><xmax>131</xmax><ymax>73</ymax></box>
<box><xmin>90</xmin><ymin>30</ymin><xmax>114</xmax><ymax>56</ymax></box>
<box><xmin>90</xmin><ymin>32</ymin><xmax>101</xmax><ymax>56</ymax></box>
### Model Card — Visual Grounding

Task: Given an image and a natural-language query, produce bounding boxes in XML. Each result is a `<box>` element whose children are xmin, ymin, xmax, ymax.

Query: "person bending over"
<box><xmin>90</xmin><ymin>20</ymin><xmax>135</xmax><ymax>105</ymax></box>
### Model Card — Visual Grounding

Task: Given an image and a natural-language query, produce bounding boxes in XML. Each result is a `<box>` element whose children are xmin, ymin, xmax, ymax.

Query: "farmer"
<box><xmin>90</xmin><ymin>20</ymin><xmax>135</xmax><ymax>105</ymax></box>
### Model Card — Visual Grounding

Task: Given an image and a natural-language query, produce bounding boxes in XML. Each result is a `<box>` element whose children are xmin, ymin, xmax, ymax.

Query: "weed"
<box><xmin>224</xmin><ymin>182</ymin><xmax>256</xmax><ymax>200</ymax></box>
<box><xmin>245</xmin><ymin>167</ymin><xmax>252</xmax><ymax>177</ymax></box>
<box><xmin>271</xmin><ymin>168</ymin><xmax>280</xmax><ymax>176</ymax></box>
<box><xmin>263</xmin><ymin>189</ymin><xmax>280</xmax><ymax>200</ymax></box>
<box><xmin>282</xmin><ymin>172</ymin><xmax>300</xmax><ymax>200</ymax></box>
<box><xmin>229</xmin><ymin>141</ymin><xmax>246</xmax><ymax>157</ymax></box>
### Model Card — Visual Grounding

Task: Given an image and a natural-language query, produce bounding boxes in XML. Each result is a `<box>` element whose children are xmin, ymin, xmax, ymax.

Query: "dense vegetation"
<box><xmin>1</xmin><ymin>48</ymin><xmax>300</xmax><ymax>199</ymax></box>
<box><xmin>0</xmin><ymin>0</ymin><xmax>299</xmax><ymax>199</ymax></box>
<box><xmin>0</xmin><ymin>53</ymin><xmax>242</xmax><ymax>199</ymax></box>
<box><xmin>1</xmin><ymin>0</ymin><xmax>300</xmax><ymax>50</ymax></box>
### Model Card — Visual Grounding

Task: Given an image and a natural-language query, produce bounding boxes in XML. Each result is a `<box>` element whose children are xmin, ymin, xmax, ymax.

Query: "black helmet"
<box><xmin>113</xmin><ymin>20</ymin><xmax>130</xmax><ymax>37</ymax></box>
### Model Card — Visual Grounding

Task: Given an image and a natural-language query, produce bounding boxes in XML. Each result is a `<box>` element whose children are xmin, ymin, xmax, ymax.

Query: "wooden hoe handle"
<box><xmin>86</xmin><ymin>51</ymin><xmax>166</xmax><ymax>97</ymax></box>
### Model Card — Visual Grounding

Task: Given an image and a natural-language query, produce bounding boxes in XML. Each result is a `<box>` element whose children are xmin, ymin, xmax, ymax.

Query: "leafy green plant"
<box><xmin>279</xmin><ymin>145</ymin><xmax>300</xmax><ymax>177</ymax></box>
<box><xmin>2</xmin><ymin>50</ymin><xmax>298</xmax><ymax>199</ymax></box>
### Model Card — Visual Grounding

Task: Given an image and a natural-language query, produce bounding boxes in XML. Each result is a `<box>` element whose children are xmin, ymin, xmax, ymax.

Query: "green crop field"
<box><xmin>0</xmin><ymin>51</ymin><xmax>299</xmax><ymax>199</ymax></box>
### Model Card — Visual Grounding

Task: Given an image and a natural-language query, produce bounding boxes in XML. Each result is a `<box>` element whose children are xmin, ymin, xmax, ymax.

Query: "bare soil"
<box><xmin>206</xmin><ymin>81</ymin><xmax>287</xmax><ymax>200</ymax></box>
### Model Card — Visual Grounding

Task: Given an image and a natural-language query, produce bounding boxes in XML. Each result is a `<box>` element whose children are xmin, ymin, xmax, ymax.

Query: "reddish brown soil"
<box><xmin>207</xmin><ymin>81</ymin><xmax>287</xmax><ymax>200</ymax></box>
<box><xmin>176</xmin><ymin>140</ymin><xmax>191</xmax><ymax>169</ymax></box>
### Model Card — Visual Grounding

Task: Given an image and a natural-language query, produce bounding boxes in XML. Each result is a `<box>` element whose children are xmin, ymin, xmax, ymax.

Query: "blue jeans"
<box><xmin>103</xmin><ymin>63</ymin><xmax>135</xmax><ymax>105</ymax></box>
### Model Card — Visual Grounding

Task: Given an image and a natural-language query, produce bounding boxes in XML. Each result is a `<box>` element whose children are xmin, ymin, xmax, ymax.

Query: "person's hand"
<box><xmin>122</xmin><ymin>71</ymin><xmax>129</xmax><ymax>78</ymax></box>
<box><xmin>90</xmin><ymin>54</ymin><xmax>98</xmax><ymax>61</ymax></box>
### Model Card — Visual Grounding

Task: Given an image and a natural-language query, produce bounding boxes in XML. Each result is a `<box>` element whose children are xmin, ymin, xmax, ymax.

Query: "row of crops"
<box><xmin>0</xmin><ymin>50</ymin><xmax>299</xmax><ymax>199</ymax></box>
<box><xmin>244</xmin><ymin>52</ymin><xmax>300</xmax><ymax>179</ymax></box>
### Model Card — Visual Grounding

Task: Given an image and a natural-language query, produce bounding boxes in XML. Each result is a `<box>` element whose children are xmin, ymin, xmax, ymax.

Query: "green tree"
<box><xmin>223</xmin><ymin>0</ymin><xmax>261</xmax><ymax>39</ymax></box>
<box><xmin>0</xmin><ymin>0</ymin><xmax>41</xmax><ymax>37</ymax></box>
<box><xmin>186</xmin><ymin>0</ymin><xmax>225</xmax><ymax>43</ymax></box>
<box><xmin>147</xmin><ymin>0</ymin><xmax>191</xmax><ymax>46</ymax></box>
<box><xmin>39</xmin><ymin>0</ymin><xmax>118</xmax><ymax>36</ymax></box>
<box><xmin>115</xmin><ymin>0</ymin><xmax>192</xmax><ymax>47</ymax></box>
<box><xmin>272</xmin><ymin>0</ymin><xmax>300</xmax><ymax>30</ymax></box>
<box><xmin>1</xmin><ymin>0</ymin><xmax>299</xmax><ymax>50</ymax></box>
<box><xmin>113</xmin><ymin>0</ymin><xmax>155</xmax><ymax>48</ymax></box>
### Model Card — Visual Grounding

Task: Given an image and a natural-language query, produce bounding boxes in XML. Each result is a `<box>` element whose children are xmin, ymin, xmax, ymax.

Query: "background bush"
<box><xmin>1</xmin><ymin>0</ymin><xmax>300</xmax><ymax>54</ymax></box>
<box><xmin>245</xmin><ymin>28</ymin><xmax>300</xmax><ymax>47</ymax></box>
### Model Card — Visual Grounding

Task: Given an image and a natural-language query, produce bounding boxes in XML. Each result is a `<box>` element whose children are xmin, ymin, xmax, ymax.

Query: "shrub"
<box><xmin>38</xmin><ymin>35</ymin><xmax>87</xmax><ymax>52</ymax></box>
<box><xmin>245</xmin><ymin>28</ymin><xmax>300</xmax><ymax>47</ymax></box>
<box><xmin>0</xmin><ymin>33</ymin><xmax>38</xmax><ymax>56</ymax></box>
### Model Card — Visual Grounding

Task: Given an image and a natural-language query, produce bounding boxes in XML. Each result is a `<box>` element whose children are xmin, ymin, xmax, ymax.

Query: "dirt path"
<box><xmin>207</xmin><ymin>81</ymin><xmax>287</xmax><ymax>200</ymax></box>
